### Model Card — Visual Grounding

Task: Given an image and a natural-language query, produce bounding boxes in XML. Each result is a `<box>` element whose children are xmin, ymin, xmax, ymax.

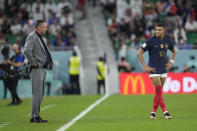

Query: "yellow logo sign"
<box><xmin>160</xmin><ymin>51</ymin><xmax>165</xmax><ymax>57</ymax></box>
<box><xmin>123</xmin><ymin>75</ymin><xmax>146</xmax><ymax>94</ymax></box>
<box><xmin>160</xmin><ymin>44</ymin><xmax>164</xmax><ymax>48</ymax></box>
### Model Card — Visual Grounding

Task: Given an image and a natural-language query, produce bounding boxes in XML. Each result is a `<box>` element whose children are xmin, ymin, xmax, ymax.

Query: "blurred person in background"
<box><xmin>185</xmin><ymin>16</ymin><xmax>197</xmax><ymax>33</ymax></box>
<box><xmin>118</xmin><ymin>57</ymin><xmax>131</xmax><ymax>72</ymax></box>
<box><xmin>137</xmin><ymin>23</ymin><xmax>176</xmax><ymax>119</ymax></box>
<box><xmin>3</xmin><ymin>44</ymin><xmax>24</xmax><ymax>106</ymax></box>
<box><xmin>134</xmin><ymin>13</ymin><xmax>145</xmax><ymax>41</ymax></box>
<box><xmin>116</xmin><ymin>0</ymin><xmax>129</xmax><ymax>21</ymax></box>
<box><xmin>69</xmin><ymin>51</ymin><xmax>81</xmax><ymax>94</ymax></box>
<box><xmin>1</xmin><ymin>19</ymin><xmax>11</xmax><ymax>36</ymax></box>
<box><xmin>57</xmin><ymin>0</ymin><xmax>72</xmax><ymax>18</ymax></box>
<box><xmin>130</xmin><ymin>0</ymin><xmax>143</xmax><ymax>19</ymax></box>
<box><xmin>49</xmin><ymin>19</ymin><xmax>61</xmax><ymax>36</ymax></box>
<box><xmin>52</xmin><ymin>34</ymin><xmax>64</xmax><ymax>47</ymax></box>
<box><xmin>155</xmin><ymin>0</ymin><xmax>166</xmax><ymax>14</ymax></box>
<box><xmin>23</xmin><ymin>20</ymin><xmax>34</xmax><ymax>36</ymax></box>
<box><xmin>142</xmin><ymin>0</ymin><xmax>154</xmax><ymax>15</ymax></box>
<box><xmin>32</xmin><ymin>0</ymin><xmax>44</xmax><ymax>15</ymax></box>
<box><xmin>119</xmin><ymin>40</ymin><xmax>127</xmax><ymax>59</ymax></box>
<box><xmin>182</xmin><ymin>64</ymin><xmax>190</xmax><ymax>72</ymax></box>
<box><xmin>97</xmin><ymin>56</ymin><xmax>106</xmax><ymax>94</ymax></box>
<box><xmin>20</xmin><ymin>0</ymin><xmax>32</xmax><ymax>16</ymax></box>
<box><xmin>10</xmin><ymin>19</ymin><xmax>22</xmax><ymax>35</ymax></box>
<box><xmin>173</xmin><ymin>22</ymin><xmax>187</xmax><ymax>48</ymax></box>
<box><xmin>76</xmin><ymin>0</ymin><xmax>86</xmax><ymax>20</ymax></box>
<box><xmin>144</xmin><ymin>7</ymin><xmax>157</xmax><ymax>30</ymax></box>
<box><xmin>44</xmin><ymin>0</ymin><xmax>57</xmax><ymax>21</ymax></box>
<box><xmin>60</xmin><ymin>5</ymin><xmax>74</xmax><ymax>31</ymax></box>
<box><xmin>4</xmin><ymin>0</ymin><xmax>19</xmax><ymax>18</ymax></box>
<box><xmin>33</xmin><ymin>6</ymin><xmax>44</xmax><ymax>22</ymax></box>
<box><xmin>186</xmin><ymin>55</ymin><xmax>197</xmax><ymax>72</ymax></box>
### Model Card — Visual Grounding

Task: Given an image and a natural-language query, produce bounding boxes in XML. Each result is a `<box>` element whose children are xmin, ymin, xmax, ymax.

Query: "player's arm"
<box><xmin>5</xmin><ymin>59</ymin><xmax>22</xmax><ymax>67</ymax></box>
<box><xmin>137</xmin><ymin>48</ymin><xmax>156</xmax><ymax>72</ymax></box>
<box><xmin>170</xmin><ymin>48</ymin><xmax>176</xmax><ymax>62</ymax></box>
<box><xmin>165</xmin><ymin>48</ymin><xmax>176</xmax><ymax>71</ymax></box>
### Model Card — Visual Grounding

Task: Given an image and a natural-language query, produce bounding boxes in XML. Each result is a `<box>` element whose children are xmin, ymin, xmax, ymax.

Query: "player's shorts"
<box><xmin>149</xmin><ymin>73</ymin><xmax>167</xmax><ymax>78</ymax></box>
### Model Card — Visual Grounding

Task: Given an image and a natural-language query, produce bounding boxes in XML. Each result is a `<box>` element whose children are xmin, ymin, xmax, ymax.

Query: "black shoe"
<box><xmin>15</xmin><ymin>100</ymin><xmax>22</xmax><ymax>105</ymax></box>
<box><xmin>150</xmin><ymin>112</ymin><xmax>156</xmax><ymax>119</ymax></box>
<box><xmin>30</xmin><ymin>116</ymin><xmax>48</xmax><ymax>123</ymax></box>
<box><xmin>7</xmin><ymin>102</ymin><xmax>16</xmax><ymax>106</ymax></box>
<box><xmin>38</xmin><ymin>116</ymin><xmax>48</xmax><ymax>122</ymax></box>
<box><xmin>164</xmin><ymin>112</ymin><xmax>172</xmax><ymax>119</ymax></box>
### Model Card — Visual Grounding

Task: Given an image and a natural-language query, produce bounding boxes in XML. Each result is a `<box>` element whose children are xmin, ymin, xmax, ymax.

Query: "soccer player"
<box><xmin>137</xmin><ymin>23</ymin><xmax>176</xmax><ymax>119</ymax></box>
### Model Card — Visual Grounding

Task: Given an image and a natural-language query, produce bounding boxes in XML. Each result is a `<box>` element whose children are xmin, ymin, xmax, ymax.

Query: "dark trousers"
<box><xmin>3</xmin><ymin>77</ymin><xmax>21</xmax><ymax>103</ymax></box>
<box><xmin>46</xmin><ymin>82</ymin><xmax>51</xmax><ymax>96</ymax></box>
<box><xmin>70</xmin><ymin>75</ymin><xmax>81</xmax><ymax>94</ymax></box>
<box><xmin>3</xmin><ymin>85</ymin><xmax>7</xmax><ymax>99</ymax></box>
<box><xmin>97</xmin><ymin>80</ymin><xmax>105</xmax><ymax>94</ymax></box>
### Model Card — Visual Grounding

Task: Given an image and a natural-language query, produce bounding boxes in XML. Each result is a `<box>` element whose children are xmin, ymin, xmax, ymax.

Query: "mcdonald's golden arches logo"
<box><xmin>123</xmin><ymin>75</ymin><xmax>146</xmax><ymax>94</ymax></box>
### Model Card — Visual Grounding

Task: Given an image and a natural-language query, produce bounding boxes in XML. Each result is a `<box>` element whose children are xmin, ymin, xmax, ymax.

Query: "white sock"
<box><xmin>164</xmin><ymin>111</ymin><xmax>168</xmax><ymax>114</ymax></box>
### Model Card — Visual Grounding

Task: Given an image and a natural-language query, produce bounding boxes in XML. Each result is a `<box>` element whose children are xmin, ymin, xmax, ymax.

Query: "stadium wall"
<box><xmin>0</xmin><ymin>51</ymin><xmax>72</xmax><ymax>99</ymax></box>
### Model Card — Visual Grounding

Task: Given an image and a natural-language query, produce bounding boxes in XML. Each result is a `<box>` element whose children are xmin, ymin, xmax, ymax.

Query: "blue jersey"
<box><xmin>141</xmin><ymin>36</ymin><xmax>174</xmax><ymax>74</ymax></box>
<box><xmin>11</xmin><ymin>52</ymin><xmax>24</xmax><ymax>71</ymax></box>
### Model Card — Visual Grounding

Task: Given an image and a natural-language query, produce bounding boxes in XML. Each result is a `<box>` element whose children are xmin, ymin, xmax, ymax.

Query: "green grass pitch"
<box><xmin>0</xmin><ymin>94</ymin><xmax>197</xmax><ymax>131</ymax></box>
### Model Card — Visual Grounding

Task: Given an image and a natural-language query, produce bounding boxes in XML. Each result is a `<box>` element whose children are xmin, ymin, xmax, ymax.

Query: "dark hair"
<box><xmin>99</xmin><ymin>57</ymin><xmax>103</xmax><ymax>61</ymax></box>
<box><xmin>121</xmin><ymin>57</ymin><xmax>126</xmax><ymax>61</ymax></box>
<box><xmin>190</xmin><ymin>55</ymin><xmax>195</xmax><ymax>60</ymax></box>
<box><xmin>155</xmin><ymin>23</ymin><xmax>165</xmax><ymax>28</ymax></box>
<box><xmin>73</xmin><ymin>51</ymin><xmax>77</xmax><ymax>56</ymax></box>
<box><xmin>35</xmin><ymin>20</ymin><xmax>45</xmax><ymax>28</ymax></box>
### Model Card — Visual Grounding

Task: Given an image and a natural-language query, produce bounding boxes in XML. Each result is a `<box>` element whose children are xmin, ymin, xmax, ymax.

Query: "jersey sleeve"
<box><xmin>141</xmin><ymin>38</ymin><xmax>151</xmax><ymax>52</ymax></box>
<box><xmin>16</xmin><ymin>54</ymin><xmax>24</xmax><ymax>63</ymax></box>
<box><xmin>168</xmin><ymin>38</ymin><xmax>174</xmax><ymax>51</ymax></box>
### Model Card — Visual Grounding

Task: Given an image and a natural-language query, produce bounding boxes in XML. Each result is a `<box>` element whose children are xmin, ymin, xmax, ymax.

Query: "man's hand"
<box><xmin>165</xmin><ymin>62</ymin><xmax>173</xmax><ymax>71</ymax></box>
<box><xmin>4</xmin><ymin>59</ymin><xmax>11</xmax><ymax>64</ymax></box>
<box><xmin>143</xmin><ymin>65</ymin><xmax>156</xmax><ymax>73</ymax></box>
<box><xmin>33</xmin><ymin>64</ymin><xmax>38</xmax><ymax>68</ymax></box>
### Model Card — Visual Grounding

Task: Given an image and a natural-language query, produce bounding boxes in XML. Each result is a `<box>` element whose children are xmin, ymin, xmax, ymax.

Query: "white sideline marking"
<box><xmin>0</xmin><ymin>123</ymin><xmax>9</xmax><ymax>128</ymax></box>
<box><xmin>26</xmin><ymin>104</ymin><xmax>54</xmax><ymax>116</ymax></box>
<box><xmin>57</xmin><ymin>95</ymin><xmax>110</xmax><ymax>131</ymax></box>
<box><xmin>0</xmin><ymin>124</ymin><xmax>9</xmax><ymax>125</ymax></box>
<box><xmin>41</xmin><ymin>104</ymin><xmax>54</xmax><ymax>111</ymax></box>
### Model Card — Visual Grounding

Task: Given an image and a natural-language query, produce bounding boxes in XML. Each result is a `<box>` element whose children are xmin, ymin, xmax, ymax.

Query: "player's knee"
<box><xmin>152</xmin><ymin>78</ymin><xmax>161</xmax><ymax>86</ymax></box>
<box><xmin>153</xmin><ymin>79</ymin><xmax>161</xmax><ymax>86</ymax></box>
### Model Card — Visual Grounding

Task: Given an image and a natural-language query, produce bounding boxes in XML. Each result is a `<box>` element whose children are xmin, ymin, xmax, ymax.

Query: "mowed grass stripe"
<box><xmin>0</xmin><ymin>95</ymin><xmax>101</xmax><ymax>131</ymax></box>
<box><xmin>68</xmin><ymin>94</ymin><xmax>197</xmax><ymax>131</ymax></box>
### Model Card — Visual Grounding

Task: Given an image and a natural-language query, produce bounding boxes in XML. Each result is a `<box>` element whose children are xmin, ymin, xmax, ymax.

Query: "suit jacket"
<box><xmin>24</xmin><ymin>31</ymin><xmax>53</xmax><ymax>70</ymax></box>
